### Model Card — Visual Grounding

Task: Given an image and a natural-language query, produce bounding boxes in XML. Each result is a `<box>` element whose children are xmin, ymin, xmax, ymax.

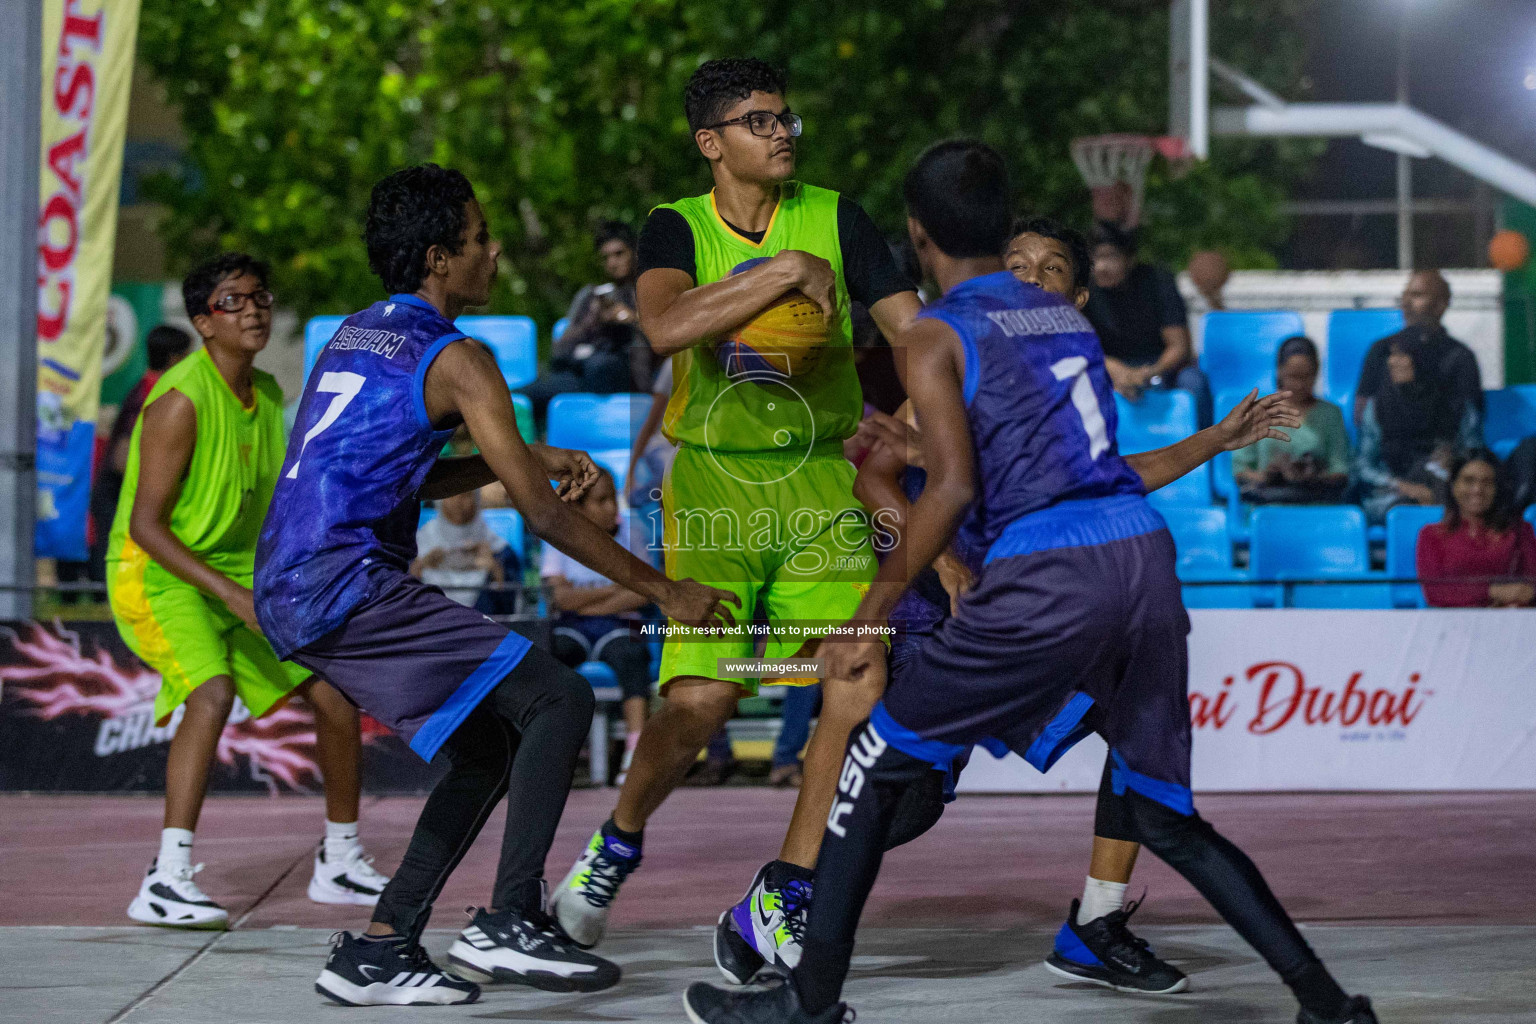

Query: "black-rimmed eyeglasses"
<box><xmin>208</xmin><ymin>289</ymin><xmax>274</xmax><ymax>314</ymax></box>
<box><xmin>706</xmin><ymin>110</ymin><xmax>803</xmax><ymax>139</ymax></box>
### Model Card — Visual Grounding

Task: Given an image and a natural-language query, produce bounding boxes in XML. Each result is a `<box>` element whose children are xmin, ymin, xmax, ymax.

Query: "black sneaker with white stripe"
<box><xmin>447</xmin><ymin>906</ymin><xmax>621</xmax><ymax>992</ymax></box>
<box><xmin>315</xmin><ymin>931</ymin><xmax>480</xmax><ymax>1007</ymax></box>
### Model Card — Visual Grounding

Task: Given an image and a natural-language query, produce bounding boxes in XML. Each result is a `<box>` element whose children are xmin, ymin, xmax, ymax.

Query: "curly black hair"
<box><xmin>1009</xmin><ymin>216</ymin><xmax>1092</xmax><ymax>291</ymax></box>
<box><xmin>365</xmin><ymin>164</ymin><xmax>477</xmax><ymax>294</ymax></box>
<box><xmin>903</xmin><ymin>140</ymin><xmax>1011</xmax><ymax>259</ymax></box>
<box><xmin>182</xmin><ymin>253</ymin><xmax>270</xmax><ymax>320</ymax></box>
<box><xmin>684</xmin><ymin>58</ymin><xmax>787</xmax><ymax>133</ymax></box>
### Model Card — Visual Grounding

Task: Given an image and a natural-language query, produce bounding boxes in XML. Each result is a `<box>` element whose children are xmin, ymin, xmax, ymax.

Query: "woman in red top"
<box><xmin>1416</xmin><ymin>449</ymin><xmax>1536</xmax><ymax>607</ymax></box>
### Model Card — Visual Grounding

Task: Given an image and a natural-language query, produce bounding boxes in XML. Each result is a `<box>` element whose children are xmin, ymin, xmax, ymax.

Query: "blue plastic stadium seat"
<box><xmin>552</xmin><ymin>317</ymin><xmax>570</xmax><ymax>342</ymax></box>
<box><xmin>1145</xmin><ymin>462</ymin><xmax>1211</xmax><ymax>510</ymax></box>
<box><xmin>1482</xmin><ymin>385</ymin><xmax>1536</xmax><ymax>455</ymax></box>
<box><xmin>1200</xmin><ymin>310</ymin><xmax>1305</xmax><ymax>396</ymax></box>
<box><xmin>1248</xmin><ymin>505</ymin><xmax>1390</xmax><ymax>608</ymax></box>
<box><xmin>418</xmin><ymin>504</ymin><xmax>437</xmax><ymax>528</ymax></box>
<box><xmin>1161</xmin><ymin>506</ymin><xmax>1249</xmax><ymax>607</ymax></box>
<box><xmin>1113</xmin><ymin>389</ymin><xmax>1198</xmax><ymax>455</ymax></box>
<box><xmin>1324</xmin><ymin>308</ymin><xmax>1402</xmax><ymax>414</ymax></box>
<box><xmin>1162</xmin><ymin>506</ymin><xmax>1231</xmax><ymax>573</ymax></box>
<box><xmin>457</xmin><ymin>315</ymin><xmax>538</xmax><ymax>391</ymax></box>
<box><xmin>302</xmin><ymin>315</ymin><xmax>348</xmax><ymax>386</ymax></box>
<box><xmin>1526</xmin><ymin>505</ymin><xmax>1536</xmax><ymax>527</ymax></box>
<box><xmin>1384</xmin><ymin>504</ymin><xmax>1443</xmax><ymax>609</ymax></box>
<box><xmin>480</xmin><ymin>508</ymin><xmax>524</xmax><ymax>557</ymax></box>
<box><xmin>547</xmin><ymin>393</ymin><xmax>650</xmax><ymax>451</ymax></box>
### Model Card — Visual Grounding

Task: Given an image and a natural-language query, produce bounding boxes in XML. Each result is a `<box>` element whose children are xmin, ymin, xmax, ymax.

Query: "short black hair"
<box><xmin>903</xmin><ymin>140</ymin><xmax>1011</xmax><ymax>259</ymax></box>
<box><xmin>595</xmin><ymin>220</ymin><xmax>636</xmax><ymax>251</ymax></box>
<box><xmin>365</xmin><ymin>164</ymin><xmax>477</xmax><ymax>294</ymax></box>
<box><xmin>1090</xmin><ymin>221</ymin><xmax>1138</xmax><ymax>258</ymax></box>
<box><xmin>1009</xmin><ymin>216</ymin><xmax>1092</xmax><ymax>291</ymax></box>
<box><xmin>1277</xmin><ymin>334</ymin><xmax>1320</xmax><ymax>369</ymax></box>
<box><xmin>182</xmin><ymin>253</ymin><xmax>269</xmax><ymax>320</ymax></box>
<box><xmin>145</xmin><ymin>325</ymin><xmax>193</xmax><ymax>371</ymax></box>
<box><xmin>684</xmin><ymin>58</ymin><xmax>787</xmax><ymax>134</ymax></box>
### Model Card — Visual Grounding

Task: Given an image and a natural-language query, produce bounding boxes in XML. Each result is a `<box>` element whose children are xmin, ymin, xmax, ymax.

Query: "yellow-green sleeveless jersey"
<box><xmin>659</xmin><ymin>182</ymin><xmax>861</xmax><ymax>453</ymax></box>
<box><xmin>106</xmin><ymin>348</ymin><xmax>289</xmax><ymax>582</ymax></box>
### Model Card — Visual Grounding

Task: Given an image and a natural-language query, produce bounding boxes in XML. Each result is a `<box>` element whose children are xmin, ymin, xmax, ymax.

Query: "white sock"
<box><xmin>159</xmin><ymin>828</ymin><xmax>195</xmax><ymax>873</ymax></box>
<box><xmin>1078</xmin><ymin>876</ymin><xmax>1128</xmax><ymax>924</ymax></box>
<box><xmin>324</xmin><ymin>820</ymin><xmax>361</xmax><ymax>862</ymax></box>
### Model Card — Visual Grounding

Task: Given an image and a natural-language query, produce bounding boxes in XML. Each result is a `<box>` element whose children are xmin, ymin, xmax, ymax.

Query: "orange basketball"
<box><xmin>1489</xmin><ymin>229</ymin><xmax>1530</xmax><ymax>272</ymax></box>
<box><xmin>717</xmin><ymin>259</ymin><xmax>829</xmax><ymax>378</ymax></box>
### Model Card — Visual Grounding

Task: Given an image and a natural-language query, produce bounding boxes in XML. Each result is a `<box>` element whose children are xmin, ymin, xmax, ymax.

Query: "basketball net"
<box><xmin>1070</xmin><ymin>134</ymin><xmax>1192</xmax><ymax>228</ymax></box>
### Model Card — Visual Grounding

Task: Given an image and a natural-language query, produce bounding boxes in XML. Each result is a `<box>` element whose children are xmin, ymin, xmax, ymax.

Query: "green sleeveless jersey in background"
<box><xmin>659</xmin><ymin>182</ymin><xmax>861</xmax><ymax>454</ymax></box>
<box><xmin>107</xmin><ymin>348</ymin><xmax>289</xmax><ymax>582</ymax></box>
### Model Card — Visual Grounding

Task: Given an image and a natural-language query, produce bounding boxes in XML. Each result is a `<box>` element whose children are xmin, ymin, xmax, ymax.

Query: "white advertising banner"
<box><xmin>957</xmin><ymin>609</ymin><xmax>1536</xmax><ymax>794</ymax></box>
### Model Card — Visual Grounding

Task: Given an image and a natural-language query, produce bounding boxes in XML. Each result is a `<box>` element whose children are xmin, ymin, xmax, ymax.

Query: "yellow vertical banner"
<box><xmin>35</xmin><ymin>0</ymin><xmax>140</xmax><ymax>560</ymax></box>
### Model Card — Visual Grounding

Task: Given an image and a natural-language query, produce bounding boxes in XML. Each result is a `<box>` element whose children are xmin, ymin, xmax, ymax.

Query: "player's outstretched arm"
<box><xmin>418</xmin><ymin>444</ymin><xmax>600</xmax><ymax>503</ymax></box>
<box><xmin>822</xmin><ymin>320</ymin><xmax>974</xmax><ymax>683</ymax></box>
<box><xmin>1125</xmin><ymin>389</ymin><xmax>1302</xmax><ymax>494</ymax></box>
<box><xmin>637</xmin><ymin>248</ymin><xmax>838</xmax><ymax>357</ymax></box>
<box><xmin>417</xmin><ymin>454</ymin><xmax>497</xmax><ymax>500</ymax></box>
<box><xmin>127</xmin><ymin>391</ymin><xmax>261</xmax><ymax>630</ymax></box>
<box><xmin>424</xmin><ymin>340</ymin><xmax>738</xmax><ymax>630</ymax></box>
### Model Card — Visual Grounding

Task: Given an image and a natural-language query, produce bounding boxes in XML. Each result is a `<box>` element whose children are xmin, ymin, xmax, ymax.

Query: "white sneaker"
<box><xmin>127</xmin><ymin>860</ymin><xmax>229</xmax><ymax>929</ymax></box>
<box><xmin>308</xmin><ymin>843</ymin><xmax>390</xmax><ymax>906</ymax></box>
<box><xmin>549</xmin><ymin>828</ymin><xmax>642</xmax><ymax>949</ymax></box>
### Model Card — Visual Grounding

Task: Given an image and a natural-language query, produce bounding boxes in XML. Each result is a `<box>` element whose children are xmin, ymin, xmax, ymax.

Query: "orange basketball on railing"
<box><xmin>1488</xmin><ymin>229</ymin><xmax>1530</xmax><ymax>272</ymax></box>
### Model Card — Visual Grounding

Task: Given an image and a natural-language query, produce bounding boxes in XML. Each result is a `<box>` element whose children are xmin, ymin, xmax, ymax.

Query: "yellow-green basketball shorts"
<box><xmin>107</xmin><ymin>541</ymin><xmax>310</xmax><ymax>725</ymax></box>
<box><xmin>659</xmin><ymin>443</ymin><xmax>876</xmax><ymax>691</ymax></box>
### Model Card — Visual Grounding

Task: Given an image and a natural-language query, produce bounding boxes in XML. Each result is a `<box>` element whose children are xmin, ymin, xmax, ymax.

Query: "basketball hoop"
<box><xmin>1070</xmin><ymin>134</ymin><xmax>1193</xmax><ymax>228</ymax></box>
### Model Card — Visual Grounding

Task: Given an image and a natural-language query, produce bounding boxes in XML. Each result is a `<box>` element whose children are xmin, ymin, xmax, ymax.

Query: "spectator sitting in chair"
<box><xmin>1355</xmin><ymin>339</ymin><xmax>1481</xmax><ymax>524</ymax></box>
<box><xmin>412</xmin><ymin>490</ymin><xmax>509</xmax><ymax>608</ymax></box>
<box><xmin>541</xmin><ymin>466</ymin><xmax>655</xmax><ymax>785</ymax></box>
<box><xmin>1083</xmin><ymin>222</ymin><xmax>1213</xmax><ymax>428</ymax></box>
<box><xmin>1416</xmin><ymin>449</ymin><xmax>1536</xmax><ymax>608</ymax></box>
<box><xmin>524</xmin><ymin>221</ymin><xmax>652</xmax><ymax>415</ymax></box>
<box><xmin>1233</xmin><ymin>335</ymin><xmax>1350</xmax><ymax>503</ymax></box>
<box><xmin>1354</xmin><ymin>269</ymin><xmax>1483</xmax><ymax>432</ymax></box>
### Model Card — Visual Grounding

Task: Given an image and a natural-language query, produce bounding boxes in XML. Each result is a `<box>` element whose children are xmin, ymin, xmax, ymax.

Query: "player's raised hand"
<box><xmin>534</xmin><ymin>444</ymin><xmax>601</xmax><ymax>502</ymax></box>
<box><xmin>1214</xmin><ymin>389</ymin><xmax>1302</xmax><ymax>451</ymax></box>
<box><xmin>659</xmin><ymin>579</ymin><xmax>740</xmax><ymax>632</ymax></box>
<box><xmin>772</xmin><ymin>249</ymin><xmax>838</xmax><ymax>322</ymax></box>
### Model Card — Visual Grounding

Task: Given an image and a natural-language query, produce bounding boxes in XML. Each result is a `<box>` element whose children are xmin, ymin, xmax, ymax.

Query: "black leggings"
<box><xmin>884</xmin><ymin>749</ymin><xmax>1133</xmax><ymax>851</ymax></box>
<box><xmin>372</xmin><ymin>644</ymin><xmax>594</xmax><ymax>941</ymax></box>
<box><xmin>798</xmin><ymin>719</ymin><xmax>1340</xmax><ymax>1015</ymax></box>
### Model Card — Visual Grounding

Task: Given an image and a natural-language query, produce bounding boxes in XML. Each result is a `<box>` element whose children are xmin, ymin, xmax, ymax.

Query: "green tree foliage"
<box><xmin>138</xmin><ymin>0</ymin><xmax>1320</xmax><ymax>322</ymax></box>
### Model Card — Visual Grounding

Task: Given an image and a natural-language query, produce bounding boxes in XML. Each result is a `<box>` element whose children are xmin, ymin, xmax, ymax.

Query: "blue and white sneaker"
<box><xmin>549</xmin><ymin>826</ymin><xmax>642</xmax><ymax>949</ymax></box>
<box><xmin>1044</xmin><ymin>897</ymin><xmax>1188</xmax><ymax>994</ymax></box>
<box><xmin>714</xmin><ymin>862</ymin><xmax>812</xmax><ymax>985</ymax></box>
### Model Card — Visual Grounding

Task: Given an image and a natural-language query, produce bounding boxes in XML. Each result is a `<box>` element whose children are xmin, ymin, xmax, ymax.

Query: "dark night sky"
<box><xmin>1254</xmin><ymin>1</ymin><xmax>1536</xmax><ymax>268</ymax></box>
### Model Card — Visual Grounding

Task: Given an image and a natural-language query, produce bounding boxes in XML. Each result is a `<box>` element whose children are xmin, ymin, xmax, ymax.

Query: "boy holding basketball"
<box><xmin>551</xmin><ymin>58</ymin><xmax>921</xmax><ymax>976</ymax></box>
